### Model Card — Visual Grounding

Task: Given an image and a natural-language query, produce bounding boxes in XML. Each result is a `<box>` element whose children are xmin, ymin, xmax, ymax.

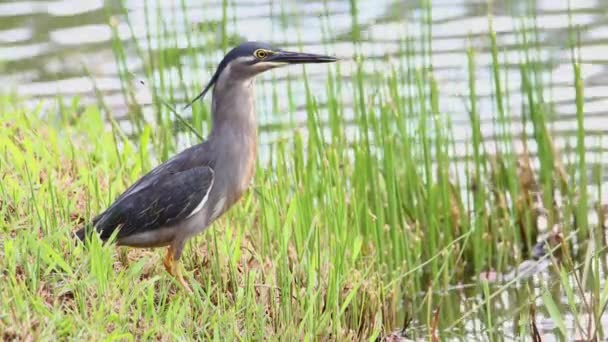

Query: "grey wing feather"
<box><xmin>91</xmin><ymin>142</ymin><xmax>215</xmax><ymax>225</ymax></box>
<box><xmin>106</xmin><ymin>142</ymin><xmax>217</xmax><ymax>204</ymax></box>
<box><xmin>93</xmin><ymin>166</ymin><xmax>214</xmax><ymax>241</ymax></box>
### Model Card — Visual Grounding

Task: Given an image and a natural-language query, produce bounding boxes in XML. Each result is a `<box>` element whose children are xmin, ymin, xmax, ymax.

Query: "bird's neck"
<box><xmin>208</xmin><ymin>75</ymin><xmax>258</xmax><ymax>207</ymax></box>
<box><xmin>209</xmin><ymin>76</ymin><xmax>257</xmax><ymax>139</ymax></box>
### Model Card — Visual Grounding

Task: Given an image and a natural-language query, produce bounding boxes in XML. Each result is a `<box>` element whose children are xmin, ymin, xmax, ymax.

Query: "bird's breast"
<box><xmin>235</xmin><ymin>136</ymin><xmax>257</xmax><ymax>199</ymax></box>
<box><xmin>209</xmin><ymin>133</ymin><xmax>257</xmax><ymax>221</ymax></box>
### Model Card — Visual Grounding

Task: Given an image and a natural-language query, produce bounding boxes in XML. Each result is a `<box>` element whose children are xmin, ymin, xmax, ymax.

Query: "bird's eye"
<box><xmin>254</xmin><ymin>49</ymin><xmax>269</xmax><ymax>59</ymax></box>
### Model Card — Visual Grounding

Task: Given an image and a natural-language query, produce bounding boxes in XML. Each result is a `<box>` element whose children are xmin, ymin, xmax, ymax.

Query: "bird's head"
<box><xmin>185</xmin><ymin>41</ymin><xmax>337</xmax><ymax>108</ymax></box>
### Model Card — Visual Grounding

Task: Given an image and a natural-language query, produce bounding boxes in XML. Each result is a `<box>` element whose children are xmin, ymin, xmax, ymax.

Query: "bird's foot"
<box><xmin>163</xmin><ymin>247</ymin><xmax>193</xmax><ymax>294</ymax></box>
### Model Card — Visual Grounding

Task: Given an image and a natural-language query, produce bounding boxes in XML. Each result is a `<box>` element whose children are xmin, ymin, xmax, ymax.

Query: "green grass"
<box><xmin>1</xmin><ymin>2</ymin><xmax>608</xmax><ymax>341</ymax></box>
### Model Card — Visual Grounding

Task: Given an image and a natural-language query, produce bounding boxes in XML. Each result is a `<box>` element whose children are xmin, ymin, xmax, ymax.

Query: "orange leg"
<box><xmin>163</xmin><ymin>246</ymin><xmax>192</xmax><ymax>294</ymax></box>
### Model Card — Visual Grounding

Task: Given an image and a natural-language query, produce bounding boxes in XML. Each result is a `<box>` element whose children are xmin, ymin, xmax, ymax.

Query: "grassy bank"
<box><xmin>2</xmin><ymin>4</ymin><xmax>608</xmax><ymax>342</ymax></box>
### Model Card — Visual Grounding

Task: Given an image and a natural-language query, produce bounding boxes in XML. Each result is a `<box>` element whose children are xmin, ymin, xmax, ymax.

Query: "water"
<box><xmin>2</xmin><ymin>0</ymin><xmax>608</xmax><ymax>339</ymax></box>
<box><xmin>3</xmin><ymin>1</ymin><xmax>608</xmax><ymax>156</ymax></box>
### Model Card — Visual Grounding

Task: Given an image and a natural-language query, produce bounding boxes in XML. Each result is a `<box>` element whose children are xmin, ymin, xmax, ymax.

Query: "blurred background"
<box><xmin>3</xmin><ymin>0</ymin><xmax>608</xmax><ymax>156</ymax></box>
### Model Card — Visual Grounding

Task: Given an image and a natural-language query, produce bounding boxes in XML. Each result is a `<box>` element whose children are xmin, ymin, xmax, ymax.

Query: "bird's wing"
<box><xmin>106</xmin><ymin>143</ymin><xmax>214</xmax><ymax>205</ymax></box>
<box><xmin>93</xmin><ymin>166</ymin><xmax>214</xmax><ymax>241</ymax></box>
<box><xmin>91</xmin><ymin>142</ymin><xmax>214</xmax><ymax>225</ymax></box>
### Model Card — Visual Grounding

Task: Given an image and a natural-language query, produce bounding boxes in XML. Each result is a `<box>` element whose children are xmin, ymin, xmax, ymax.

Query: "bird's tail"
<box><xmin>73</xmin><ymin>222</ymin><xmax>95</xmax><ymax>245</ymax></box>
<box><xmin>73</xmin><ymin>227</ymin><xmax>87</xmax><ymax>242</ymax></box>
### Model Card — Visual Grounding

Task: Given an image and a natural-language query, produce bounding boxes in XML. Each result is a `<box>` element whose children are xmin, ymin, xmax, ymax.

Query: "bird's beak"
<box><xmin>268</xmin><ymin>50</ymin><xmax>338</xmax><ymax>64</ymax></box>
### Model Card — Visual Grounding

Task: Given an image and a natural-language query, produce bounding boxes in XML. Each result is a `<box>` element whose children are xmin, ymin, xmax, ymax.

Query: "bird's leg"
<box><xmin>163</xmin><ymin>243</ymin><xmax>192</xmax><ymax>294</ymax></box>
<box><xmin>162</xmin><ymin>246</ymin><xmax>174</xmax><ymax>275</ymax></box>
<box><xmin>118</xmin><ymin>247</ymin><xmax>129</xmax><ymax>268</ymax></box>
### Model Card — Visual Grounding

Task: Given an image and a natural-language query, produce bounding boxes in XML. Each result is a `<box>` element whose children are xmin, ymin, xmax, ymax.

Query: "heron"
<box><xmin>74</xmin><ymin>41</ymin><xmax>337</xmax><ymax>293</ymax></box>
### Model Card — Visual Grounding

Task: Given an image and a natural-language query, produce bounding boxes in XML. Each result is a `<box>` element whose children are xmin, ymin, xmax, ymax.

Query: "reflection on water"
<box><xmin>2</xmin><ymin>0</ymin><xmax>608</xmax><ymax>339</ymax></box>
<box><xmin>3</xmin><ymin>0</ymin><xmax>608</xmax><ymax>141</ymax></box>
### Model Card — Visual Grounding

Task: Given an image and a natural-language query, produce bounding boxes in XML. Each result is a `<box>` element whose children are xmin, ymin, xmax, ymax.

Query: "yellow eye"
<box><xmin>254</xmin><ymin>49</ymin><xmax>269</xmax><ymax>59</ymax></box>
